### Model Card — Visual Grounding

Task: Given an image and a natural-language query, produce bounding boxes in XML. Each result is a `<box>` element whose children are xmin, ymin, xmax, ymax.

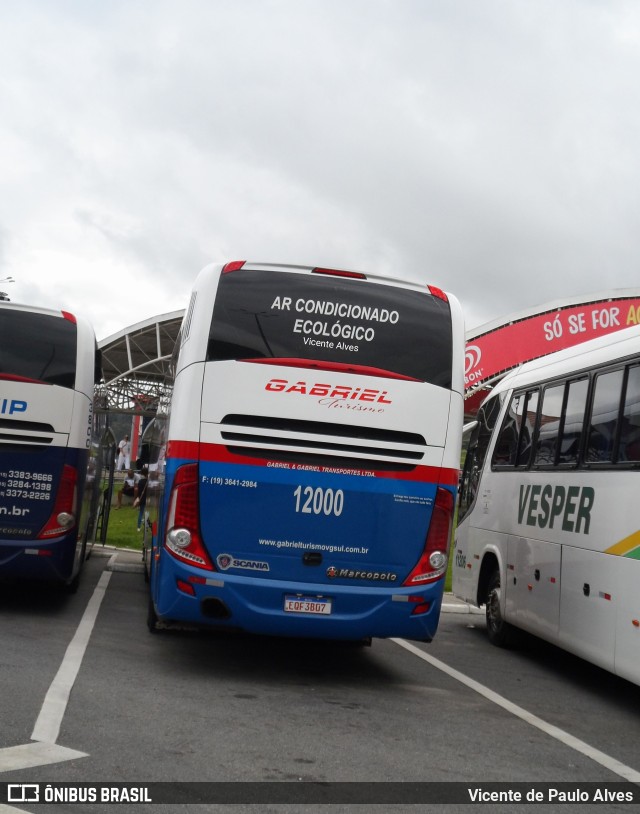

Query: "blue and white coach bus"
<box><xmin>0</xmin><ymin>302</ymin><xmax>104</xmax><ymax>589</ymax></box>
<box><xmin>454</xmin><ymin>325</ymin><xmax>640</xmax><ymax>685</ymax></box>
<box><xmin>146</xmin><ymin>261</ymin><xmax>465</xmax><ymax>642</ymax></box>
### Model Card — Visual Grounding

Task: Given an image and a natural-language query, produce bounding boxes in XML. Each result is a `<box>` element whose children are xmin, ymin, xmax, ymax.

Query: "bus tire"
<box><xmin>65</xmin><ymin>555</ymin><xmax>84</xmax><ymax>594</ymax></box>
<box><xmin>147</xmin><ymin>595</ymin><xmax>159</xmax><ymax>633</ymax></box>
<box><xmin>65</xmin><ymin>571</ymin><xmax>81</xmax><ymax>594</ymax></box>
<box><xmin>485</xmin><ymin>567</ymin><xmax>517</xmax><ymax>648</ymax></box>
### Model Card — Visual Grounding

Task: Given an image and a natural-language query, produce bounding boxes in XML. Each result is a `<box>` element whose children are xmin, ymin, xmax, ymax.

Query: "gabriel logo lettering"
<box><xmin>264</xmin><ymin>378</ymin><xmax>392</xmax><ymax>404</ymax></box>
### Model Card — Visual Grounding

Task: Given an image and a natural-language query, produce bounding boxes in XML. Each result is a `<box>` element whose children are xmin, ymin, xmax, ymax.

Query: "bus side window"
<box><xmin>492</xmin><ymin>393</ymin><xmax>524</xmax><ymax>466</ymax></box>
<box><xmin>458</xmin><ymin>397</ymin><xmax>500</xmax><ymax>521</ymax></box>
<box><xmin>492</xmin><ymin>390</ymin><xmax>538</xmax><ymax>467</ymax></box>
<box><xmin>533</xmin><ymin>384</ymin><xmax>565</xmax><ymax>466</ymax></box>
<box><xmin>516</xmin><ymin>390</ymin><xmax>539</xmax><ymax>467</ymax></box>
<box><xmin>619</xmin><ymin>365</ymin><xmax>640</xmax><ymax>463</ymax></box>
<box><xmin>557</xmin><ymin>378</ymin><xmax>588</xmax><ymax>465</ymax></box>
<box><xmin>586</xmin><ymin>369</ymin><xmax>624</xmax><ymax>463</ymax></box>
<box><xmin>94</xmin><ymin>346</ymin><xmax>103</xmax><ymax>385</ymax></box>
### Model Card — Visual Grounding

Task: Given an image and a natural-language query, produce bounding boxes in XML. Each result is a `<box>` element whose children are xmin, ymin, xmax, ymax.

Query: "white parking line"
<box><xmin>0</xmin><ymin>573</ymin><xmax>111</xmax><ymax>779</ymax></box>
<box><xmin>0</xmin><ymin>572</ymin><xmax>112</xmax><ymax>774</ymax></box>
<box><xmin>31</xmin><ymin>571</ymin><xmax>112</xmax><ymax>745</ymax></box>
<box><xmin>392</xmin><ymin>638</ymin><xmax>640</xmax><ymax>783</ymax></box>
<box><xmin>0</xmin><ymin>742</ymin><xmax>86</xmax><ymax>773</ymax></box>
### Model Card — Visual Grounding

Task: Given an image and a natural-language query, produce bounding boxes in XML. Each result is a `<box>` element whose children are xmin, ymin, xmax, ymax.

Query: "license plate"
<box><xmin>284</xmin><ymin>595</ymin><xmax>332</xmax><ymax>615</ymax></box>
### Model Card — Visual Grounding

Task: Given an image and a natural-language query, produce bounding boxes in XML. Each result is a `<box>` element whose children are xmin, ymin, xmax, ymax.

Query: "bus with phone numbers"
<box><xmin>0</xmin><ymin>302</ymin><xmax>104</xmax><ymax>590</ymax></box>
<box><xmin>454</xmin><ymin>325</ymin><xmax>640</xmax><ymax>685</ymax></box>
<box><xmin>146</xmin><ymin>261</ymin><xmax>465</xmax><ymax>642</ymax></box>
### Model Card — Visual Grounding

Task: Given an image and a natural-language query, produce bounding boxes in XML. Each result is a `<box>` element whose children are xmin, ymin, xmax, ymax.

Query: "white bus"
<box><xmin>146</xmin><ymin>260</ymin><xmax>465</xmax><ymax>641</ymax></box>
<box><xmin>453</xmin><ymin>325</ymin><xmax>640</xmax><ymax>684</ymax></box>
<box><xmin>0</xmin><ymin>302</ymin><xmax>104</xmax><ymax>589</ymax></box>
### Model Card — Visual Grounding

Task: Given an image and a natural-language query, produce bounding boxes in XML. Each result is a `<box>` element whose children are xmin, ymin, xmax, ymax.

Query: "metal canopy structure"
<box><xmin>98</xmin><ymin>310</ymin><xmax>184</xmax><ymax>413</ymax></box>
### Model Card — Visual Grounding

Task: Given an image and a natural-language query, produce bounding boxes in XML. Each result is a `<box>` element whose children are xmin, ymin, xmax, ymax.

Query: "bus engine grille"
<box><xmin>0</xmin><ymin>418</ymin><xmax>55</xmax><ymax>446</ymax></box>
<box><xmin>219</xmin><ymin>414</ymin><xmax>426</xmax><ymax>468</ymax></box>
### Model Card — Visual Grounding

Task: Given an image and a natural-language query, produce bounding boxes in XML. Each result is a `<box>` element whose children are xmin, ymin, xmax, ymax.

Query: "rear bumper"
<box><xmin>151</xmin><ymin>553</ymin><xmax>445</xmax><ymax>641</ymax></box>
<box><xmin>0</xmin><ymin>535</ymin><xmax>77</xmax><ymax>583</ymax></box>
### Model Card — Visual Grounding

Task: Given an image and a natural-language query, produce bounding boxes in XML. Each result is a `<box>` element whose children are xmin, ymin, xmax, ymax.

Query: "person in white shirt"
<box><xmin>117</xmin><ymin>435</ymin><xmax>131</xmax><ymax>470</ymax></box>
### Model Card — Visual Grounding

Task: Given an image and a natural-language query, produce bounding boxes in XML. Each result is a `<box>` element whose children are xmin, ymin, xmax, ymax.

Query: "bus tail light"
<box><xmin>222</xmin><ymin>261</ymin><xmax>246</xmax><ymax>274</ymax></box>
<box><xmin>312</xmin><ymin>267</ymin><xmax>366</xmax><ymax>279</ymax></box>
<box><xmin>428</xmin><ymin>285</ymin><xmax>449</xmax><ymax>303</ymax></box>
<box><xmin>164</xmin><ymin>463</ymin><xmax>214</xmax><ymax>570</ymax></box>
<box><xmin>403</xmin><ymin>487</ymin><xmax>454</xmax><ymax>586</ymax></box>
<box><xmin>37</xmin><ymin>465</ymin><xmax>78</xmax><ymax>538</ymax></box>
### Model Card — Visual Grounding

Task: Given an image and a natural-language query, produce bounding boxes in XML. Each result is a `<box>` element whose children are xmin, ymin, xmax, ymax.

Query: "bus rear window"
<box><xmin>0</xmin><ymin>311</ymin><xmax>77</xmax><ymax>388</ymax></box>
<box><xmin>206</xmin><ymin>269</ymin><xmax>452</xmax><ymax>387</ymax></box>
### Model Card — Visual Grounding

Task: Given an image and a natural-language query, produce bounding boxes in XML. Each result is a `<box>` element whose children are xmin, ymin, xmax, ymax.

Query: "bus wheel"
<box><xmin>65</xmin><ymin>572</ymin><xmax>81</xmax><ymax>594</ymax></box>
<box><xmin>486</xmin><ymin>567</ymin><xmax>517</xmax><ymax>648</ymax></box>
<box><xmin>147</xmin><ymin>595</ymin><xmax>159</xmax><ymax>633</ymax></box>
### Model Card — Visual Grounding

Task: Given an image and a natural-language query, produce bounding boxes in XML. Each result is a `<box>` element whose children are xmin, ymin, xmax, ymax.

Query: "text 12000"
<box><xmin>293</xmin><ymin>486</ymin><xmax>344</xmax><ymax>516</ymax></box>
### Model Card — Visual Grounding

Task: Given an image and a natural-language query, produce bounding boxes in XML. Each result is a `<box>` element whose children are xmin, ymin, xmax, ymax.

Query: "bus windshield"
<box><xmin>206</xmin><ymin>269</ymin><xmax>452</xmax><ymax>387</ymax></box>
<box><xmin>0</xmin><ymin>311</ymin><xmax>77</xmax><ymax>388</ymax></box>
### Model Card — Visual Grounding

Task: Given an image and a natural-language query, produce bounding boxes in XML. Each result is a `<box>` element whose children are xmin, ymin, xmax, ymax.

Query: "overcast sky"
<box><xmin>1</xmin><ymin>0</ymin><xmax>639</xmax><ymax>341</ymax></box>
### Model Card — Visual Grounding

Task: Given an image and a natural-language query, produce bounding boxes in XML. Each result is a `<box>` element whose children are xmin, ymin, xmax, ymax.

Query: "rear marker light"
<box><xmin>222</xmin><ymin>260</ymin><xmax>246</xmax><ymax>273</ymax></box>
<box><xmin>427</xmin><ymin>285</ymin><xmax>448</xmax><ymax>303</ymax></box>
<box><xmin>177</xmin><ymin>579</ymin><xmax>196</xmax><ymax>596</ymax></box>
<box><xmin>312</xmin><ymin>267</ymin><xmax>366</xmax><ymax>279</ymax></box>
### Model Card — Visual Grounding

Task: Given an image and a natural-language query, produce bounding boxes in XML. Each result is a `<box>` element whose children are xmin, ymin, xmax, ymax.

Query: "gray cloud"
<box><xmin>1</xmin><ymin>0</ymin><xmax>639</xmax><ymax>337</ymax></box>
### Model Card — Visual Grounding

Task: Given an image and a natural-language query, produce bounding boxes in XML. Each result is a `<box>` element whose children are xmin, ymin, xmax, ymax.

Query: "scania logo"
<box><xmin>216</xmin><ymin>554</ymin><xmax>270</xmax><ymax>572</ymax></box>
<box><xmin>217</xmin><ymin>554</ymin><xmax>233</xmax><ymax>570</ymax></box>
<box><xmin>464</xmin><ymin>345</ymin><xmax>482</xmax><ymax>375</ymax></box>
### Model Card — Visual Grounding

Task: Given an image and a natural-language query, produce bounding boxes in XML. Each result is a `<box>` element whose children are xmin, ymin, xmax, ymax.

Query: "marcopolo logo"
<box><xmin>216</xmin><ymin>553</ymin><xmax>270</xmax><ymax>572</ymax></box>
<box><xmin>464</xmin><ymin>345</ymin><xmax>483</xmax><ymax>387</ymax></box>
<box><xmin>327</xmin><ymin>566</ymin><xmax>397</xmax><ymax>582</ymax></box>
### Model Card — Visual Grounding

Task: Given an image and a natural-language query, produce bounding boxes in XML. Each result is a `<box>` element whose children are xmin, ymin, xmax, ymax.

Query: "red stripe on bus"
<box><xmin>165</xmin><ymin>440</ymin><xmax>459</xmax><ymax>485</ymax></box>
<box><xmin>0</xmin><ymin>373</ymin><xmax>49</xmax><ymax>385</ymax></box>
